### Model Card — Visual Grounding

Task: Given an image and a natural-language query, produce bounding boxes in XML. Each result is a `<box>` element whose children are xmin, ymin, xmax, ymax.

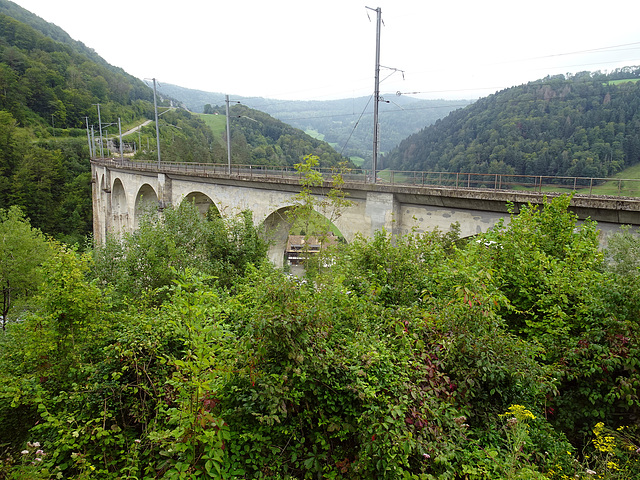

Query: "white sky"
<box><xmin>9</xmin><ymin>0</ymin><xmax>640</xmax><ymax>101</ymax></box>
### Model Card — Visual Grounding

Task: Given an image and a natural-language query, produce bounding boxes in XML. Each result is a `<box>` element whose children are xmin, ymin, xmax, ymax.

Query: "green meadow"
<box><xmin>195</xmin><ymin>113</ymin><xmax>227</xmax><ymax>141</ymax></box>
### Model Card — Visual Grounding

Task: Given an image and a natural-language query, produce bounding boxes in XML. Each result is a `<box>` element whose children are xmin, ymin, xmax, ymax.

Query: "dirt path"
<box><xmin>122</xmin><ymin>119</ymin><xmax>152</xmax><ymax>137</ymax></box>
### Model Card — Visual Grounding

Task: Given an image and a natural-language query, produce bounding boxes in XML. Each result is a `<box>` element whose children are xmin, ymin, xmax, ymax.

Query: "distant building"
<box><xmin>285</xmin><ymin>234</ymin><xmax>338</xmax><ymax>266</ymax></box>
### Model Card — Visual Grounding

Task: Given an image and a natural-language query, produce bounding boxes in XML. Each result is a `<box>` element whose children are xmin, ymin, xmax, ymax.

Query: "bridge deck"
<box><xmin>91</xmin><ymin>158</ymin><xmax>640</xmax><ymax>225</ymax></box>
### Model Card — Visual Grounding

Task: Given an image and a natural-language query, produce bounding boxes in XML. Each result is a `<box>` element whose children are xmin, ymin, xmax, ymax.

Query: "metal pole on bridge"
<box><xmin>226</xmin><ymin>95</ymin><xmax>231</xmax><ymax>175</ymax></box>
<box><xmin>93</xmin><ymin>103</ymin><xmax>103</xmax><ymax>158</ymax></box>
<box><xmin>118</xmin><ymin>117</ymin><xmax>124</xmax><ymax>161</ymax></box>
<box><xmin>152</xmin><ymin>78</ymin><xmax>161</xmax><ymax>168</ymax></box>
<box><xmin>85</xmin><ymin>117</ymin><xmax>93</xmax><ymax>157</ymax></box>
<box><xmin>367</xmin><ymin>6</ymin><xmax>382</xmax><ymax>184</ymax></box>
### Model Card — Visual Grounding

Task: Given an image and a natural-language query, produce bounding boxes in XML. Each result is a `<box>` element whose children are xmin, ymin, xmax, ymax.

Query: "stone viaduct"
<box><xmin>91</xmin><ymin>159</ymin><xmax>640</xmax><ymax>266</ymax></box>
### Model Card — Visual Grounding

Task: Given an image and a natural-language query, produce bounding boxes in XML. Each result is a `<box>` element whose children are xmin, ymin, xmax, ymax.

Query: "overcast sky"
<box><xmin>10</xmin><ymin>0</ymin><xmax>640</xmax><ymax>101</ymax></box>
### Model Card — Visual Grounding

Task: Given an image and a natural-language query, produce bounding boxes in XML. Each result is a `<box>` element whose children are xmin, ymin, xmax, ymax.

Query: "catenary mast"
<box><xmin>366</xmin><ymin>6</ymin><xmax>382</xmax><ymax>184</ymax></box>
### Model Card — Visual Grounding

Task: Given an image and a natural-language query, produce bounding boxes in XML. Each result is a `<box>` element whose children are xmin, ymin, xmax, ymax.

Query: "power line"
<box><xmin>507</xmin><ymin>41</ymin><xmax>640</xmax><ymax>65</ymax></box>
<box><xmin>340</xmin><ymin>95</ymin><xmax>374</xmax><ymax>156</ymax></box>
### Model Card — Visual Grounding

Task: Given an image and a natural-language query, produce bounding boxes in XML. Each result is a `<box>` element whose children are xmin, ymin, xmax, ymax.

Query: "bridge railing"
<box><xmin>385</xmin><ymin>171</ymin><xmax>640</xmax><ymax>197</ymax></box>
<box><xmin>93</xmin><ymin>158</ymin><xmax>640</xmax><ymax>198</ymax></box>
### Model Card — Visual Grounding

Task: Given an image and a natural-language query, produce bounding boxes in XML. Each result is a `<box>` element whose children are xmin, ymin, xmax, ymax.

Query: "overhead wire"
<box><xmin>188</xmin><ymin>41</ymin><xmax>639</xmax><ymax>156</ymax></box>
<box><xmin>340</xmin><ymin>95</ymin><xmax>374</xmax><ymax>156</ymax></box>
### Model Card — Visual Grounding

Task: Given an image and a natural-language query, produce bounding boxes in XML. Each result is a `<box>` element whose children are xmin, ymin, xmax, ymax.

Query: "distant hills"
<box><xmin>382</xmin><ymin>69</ymin><xmax>640</xmax><ymax>177</ymax></box>
<box><xmin>156</xmin><ymin>83</ymin><xmax>471</xmax><ymax>164</ymax></box>
<box><xmin>0</xmin><ymin>0</ymin><xmax>347</xmax><ymax>241</ymax></box>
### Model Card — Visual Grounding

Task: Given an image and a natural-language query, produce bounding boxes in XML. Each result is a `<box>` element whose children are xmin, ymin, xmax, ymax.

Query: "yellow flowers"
<box><xmin>500</xmin><ymin>404</ymin><xmax>536</xmax><ymax>422</ymax></box>
<box><xmin>593</xmin><ymin>422</ymin><xmax>616</xmax><ymax>454</ymax></box>
<box><xmin>606</xmin><ymin>460</ymin><xmax>620</xmax><ymax>471</ymax></box>
<box><xmin>585</xmin><ymin>422</ymin><xmax>640</xmax><ymax>477</ymax></box>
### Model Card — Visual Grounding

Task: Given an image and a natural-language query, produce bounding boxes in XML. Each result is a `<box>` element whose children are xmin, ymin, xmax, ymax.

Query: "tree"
<box><xmin>9</xmin><ymin>147</ymin><xmax>64</xmax><ymax>234</ymax></box>
<box><xmin>92</xmin><ymin>201</ymin><xmax>267</xmax><ymax>302</ymax></box>
<box><xmin>0</xmin><ymin>111</ymin><xmax>28</xmax><ymax>207</ymax></box>
<box><xmin>286</xmin><ymin>154</ymin><xmax>351</xmax><ymax>274</ymax></box>
<box><xmin>0</xmin><ymin>206</ymin><xmax>50</xmax><ymax>330</ymax></box>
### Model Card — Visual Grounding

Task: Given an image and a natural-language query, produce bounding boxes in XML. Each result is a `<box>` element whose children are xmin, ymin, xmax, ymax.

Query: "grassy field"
<box><xmin>195</xmin><ymin>113</ymin><xmax>227</xmax><ymax>144</ymax></box>
<box><xmin>606</xmin><ymin>78</ymin><xmax>640</xmax><ymax>85</ymax></box>
<box><xmin>305</xmin><ymin>129</ymin><xmax>325</xmax><ymax>141</ymax></box>
<box><xmin>349</xmin><ymin>156</ymin><xmax>365</xmax><ymax>167</ymax></box>
<box><xmin>305</xmin><ymin>129</ymin><xmax>343</xmax><ymax>151</ymax></box>
<box><xmin>581</xmin><ymin>163</ymin><xmax>640</xmax><ymax>196</ymax></box>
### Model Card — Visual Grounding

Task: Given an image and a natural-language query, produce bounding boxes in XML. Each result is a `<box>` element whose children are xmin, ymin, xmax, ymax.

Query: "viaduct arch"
<box><xmin>92</xmin><ymin>160</ymin><xmax>640</xmax><ymax>266</ymax></box>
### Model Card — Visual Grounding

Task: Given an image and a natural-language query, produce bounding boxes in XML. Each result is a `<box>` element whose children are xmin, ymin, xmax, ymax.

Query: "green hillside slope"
<box><xmin>0</xmin><ymin>2</ymin><xmax>349</xmax><ymax>243</ymax></box>
<box><xmin>201</xmin><ymin>103</ymin><xmax>350</xmax><ymax>168</ymax></box>
<box><xmin>383</xmin><ymin>68</ymin><xmax>640</xmax><ymax>177</ymax></box>
<box><xmin>0</xmin><ymin>7</ymin><xmax>161</xmax><ymax>242</ymax></box>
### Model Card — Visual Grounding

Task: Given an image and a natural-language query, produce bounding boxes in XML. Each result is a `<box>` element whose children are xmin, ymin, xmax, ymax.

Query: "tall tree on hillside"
<box><xmin>0</xmin><ymin>206</ymin><xmax>50</xmax><ymax>330</ymax></box>
<box><xmin>0</xmin><ymin>111</ymin><xmax>27</xmax><ymax>207</ymax></box>
<box><xmin>9</xmin><ymin>147</ymin><xmax>64</xmax><ymax>233</ymax></box>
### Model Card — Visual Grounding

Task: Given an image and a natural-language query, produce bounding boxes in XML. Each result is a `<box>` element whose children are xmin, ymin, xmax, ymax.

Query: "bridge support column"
<box><xmin>157</xmin><ymin>173</ymin><xmax>172</xmax><ymax>209</ymax></box>
<box><xmin>102</xmin><ymin>167</ymin><xmax>112</xmax><ymax>241</ymax></box>
<box><xmin>365</xmin><ymin>192</ymin><xmax>400</xmax><ymax>237</ymax></box>
<box><xmin>91</xmin><ymin>164</ymin><xmax>113</xmax><ymax>245</ymax></box>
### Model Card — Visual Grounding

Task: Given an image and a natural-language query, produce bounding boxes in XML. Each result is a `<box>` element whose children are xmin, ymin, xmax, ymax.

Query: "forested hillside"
<box><xmin>0</xmin><ymin>0</ymin><xmax>125</xmax><ymax>71</ymax></box>
<box><xmin>208</xmin><ymin>103</ymin><xmax>350</xmax><ymax>168</ymax></box>
<box><xmin>0</xmin><ymin>7</ymin><xmax>156</xmax><ymax>242</ymax></box>
<box><xmin>157</xmin><ymin>82</ymin><xmax>470</xmax><ymax>162</ymax></box>
<box><xmin>383</xmin><ymin>68</ymin><xmax>640</xmax><ymax>177</ymax></box>
<box><xmin>0</xmin><ymin>2</ymin><xmax>347</xmax><ymax>242</ymax></box>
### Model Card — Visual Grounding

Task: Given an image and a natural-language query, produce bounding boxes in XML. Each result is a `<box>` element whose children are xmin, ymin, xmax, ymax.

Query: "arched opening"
<box><xmin>262</xmin><ymin>207</ymin><xmax>345</xmax><ymax>271</ymax></box>
<box><xmin>111</xmin><ymin>178</ymin><xmax>127</xmax><ymax>236</ymax></box>
<box><xmin>181</xmin><ymin>192</ymin><xmax>220</xmax><ymax>218</ymax></box>
<box><xmin>134</xmin><ymin>184</ymin><xmax>159</xmax><ymax>229</ymax></box>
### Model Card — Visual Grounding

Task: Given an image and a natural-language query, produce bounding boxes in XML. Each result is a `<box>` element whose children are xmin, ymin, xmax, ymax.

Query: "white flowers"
<box><xmin>21</xmin><ymin>442</ymin><xmax>46</xmax><ymax>465</ymax></box>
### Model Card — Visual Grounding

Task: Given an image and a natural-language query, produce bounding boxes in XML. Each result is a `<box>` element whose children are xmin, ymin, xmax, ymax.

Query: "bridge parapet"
<box><xmin>91</xmin><ymin>159</ymin><xmax>640</xmax><ymax>254</ymax></box>
<box><xmin>91</xmin><ymin>158</ymin><xmax>640</xmax><ymax>197</ymax></box>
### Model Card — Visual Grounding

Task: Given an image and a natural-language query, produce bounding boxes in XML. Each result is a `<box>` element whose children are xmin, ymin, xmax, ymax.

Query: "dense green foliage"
<box><xmin>0</xmin><ymin>10</ymin><xmax>153</xmax><ymax>128</ymax></box>
<box><xmin>203</xmin><ymin>104</ymin><xmax>350</xmax><ymax>168</ymax></box>
<box><xmin>0</xmin><ymin>206</ymin><xmax>50</xmax><ymax>330</ymax></box>
<box><xmin>1</xmin><ymin>196</ymin><xmax>639</xmax><ymax>479</ymax></box>
<box><xmin>0</xmin><ymin>110</ymin><xmax>94</xmax><ymax>242</ymax></box>
<box><xmin>0</xmin><ymin>0</ymin><xmax>130</xmax><ymax>73</ymax></box>
<box><xmin>384</xmin><ymin>68</ymin><xmax>640</xmax><ymax>177</ymax></box>
<box><xmin>0</xmin><ymin>4</ymin><xmax>152</xmax><ymax>243</ymax></box>
<box><xmin>92</xmin><ymin>201</ymin><xmax>268</xmax><ymax>303</ymax></box>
